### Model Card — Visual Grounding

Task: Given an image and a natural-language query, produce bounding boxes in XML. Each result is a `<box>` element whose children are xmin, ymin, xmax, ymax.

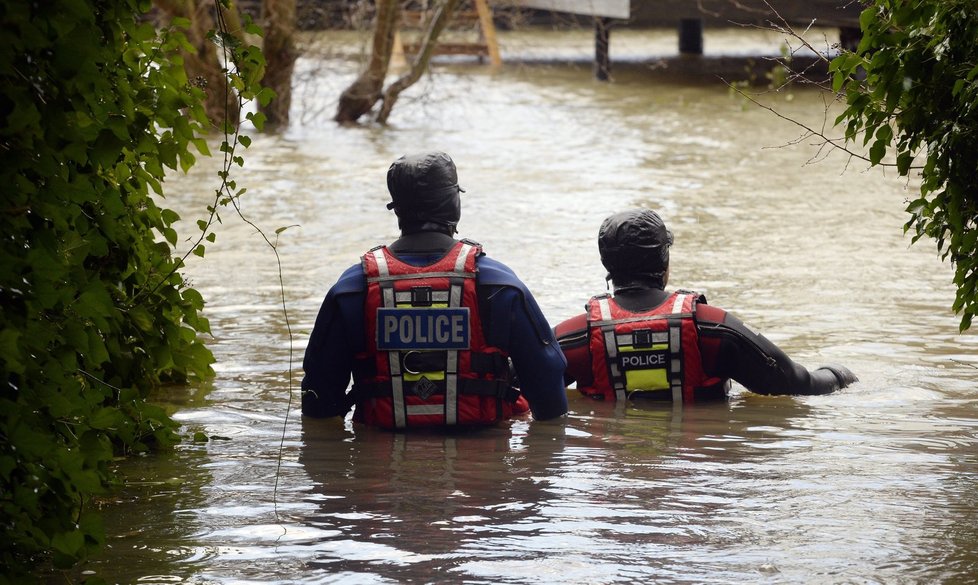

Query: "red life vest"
<box><xmin>353</xmin><ymin>240</ymin><xmax>516</xmax><ymax>429</ymax></box>
<box><xmin>583</xmin><ymin>291</ymin><xmax>725</xmax><ymax>403</ymax></box>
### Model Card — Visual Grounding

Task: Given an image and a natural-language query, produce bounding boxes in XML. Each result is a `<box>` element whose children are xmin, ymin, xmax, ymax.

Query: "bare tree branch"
<box><xmin>376</xmin><ymin>0</ymin><xmax>461</xmax><ymax>124</ymax></box>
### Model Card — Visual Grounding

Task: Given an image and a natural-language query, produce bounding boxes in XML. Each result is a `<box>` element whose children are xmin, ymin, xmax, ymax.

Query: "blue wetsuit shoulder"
<box><xmin>329</xmin><ymin>263</ymin><xmax>366</xmax><ymax>296</ymax></box>
<box><xmin>475</xmin><ymin>256</ymin><xmax>525</xmax><ymax>287</ymax></box>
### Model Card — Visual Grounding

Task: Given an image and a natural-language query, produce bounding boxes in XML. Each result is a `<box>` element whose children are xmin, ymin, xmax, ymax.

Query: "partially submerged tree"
<box><xmin>259</xmin><ymin>0</ymin><xmax>298</xmax><ymax>129</ymax></box>
<box><xmin>377</xmin><ymin>0</ymin><xmax>460</xmax><ymax>123</ymax></box>
<box><xmin>335</xmin><ymin>0</ymin><xmax>460</xmax><ymax>124</ymax></box>
<box><xmin>335</xmin><ymin>0</ymin><xmax>401</xmax><ymax>123</ymax></box>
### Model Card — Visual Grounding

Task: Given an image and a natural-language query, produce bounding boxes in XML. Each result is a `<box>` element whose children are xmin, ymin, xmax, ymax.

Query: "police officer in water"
<box><xmin>554</xmin><ymin>208</ymin><xmax>858</xmax><ymax>402</ymax></box>
<box><xmin>302</xmin><ymin>152</ymin><xmax>569</xmax><ymax>429</ymax></box>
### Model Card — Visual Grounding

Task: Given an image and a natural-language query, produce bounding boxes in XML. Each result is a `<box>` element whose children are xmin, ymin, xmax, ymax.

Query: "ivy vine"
<box><xmin>0</xmin><ymin>0</ymin><xmax>267</xmax><ymax>578</ymax></box>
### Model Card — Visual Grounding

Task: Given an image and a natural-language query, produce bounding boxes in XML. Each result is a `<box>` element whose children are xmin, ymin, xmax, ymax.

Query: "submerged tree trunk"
<box><xmin>334</xmin><ymin>0</ymin><xmax>400</xmax><ymax>123</ymax></box>
<box><xmin>375</xmin><ymin>0</ymin><xmax>459</xmax><ymax>124</ymax></box>
<box><xmin>155</xmin><ymin>0</ymin><xmax>242</xmax><ymax>128</ymax></box>
<box><xmin>259</xmin><ymin>0</ymin><xmax>297</xmax><ymax>130</ymax></box>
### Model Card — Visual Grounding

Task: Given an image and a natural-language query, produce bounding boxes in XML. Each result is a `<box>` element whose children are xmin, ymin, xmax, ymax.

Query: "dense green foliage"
<box><xmin>831</xmin><ymin>0</ymin><xmax>978</xmax><ymax>331</ymax></box>
<box><xmin>0</xmin><ymin>0</ymin><xmax>266</xmax><ymax>578</ymax></box>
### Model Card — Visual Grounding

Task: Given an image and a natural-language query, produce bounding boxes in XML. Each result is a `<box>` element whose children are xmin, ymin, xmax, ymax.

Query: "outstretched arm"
<box><xmin>696</xmin><ymin>304</ymin><xmax>857</xmax><ymax>395</ymax></box>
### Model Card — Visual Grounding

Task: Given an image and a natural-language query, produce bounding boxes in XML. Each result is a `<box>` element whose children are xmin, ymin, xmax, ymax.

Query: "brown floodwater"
<box><xmin>77</xmin><ymin>28</ymin><xmax>978</xmax><ymax>584</ymax></box>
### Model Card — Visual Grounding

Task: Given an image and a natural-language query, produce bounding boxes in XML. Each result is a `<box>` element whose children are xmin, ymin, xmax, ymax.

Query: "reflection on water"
<box><xmin>79</xmin><ymin>29</ymin><xmax>978</xmax><ymax>584</ymax></box>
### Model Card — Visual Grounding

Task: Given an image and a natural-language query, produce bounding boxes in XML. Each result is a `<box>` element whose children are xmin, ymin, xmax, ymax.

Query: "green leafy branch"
<box><xmin>742</xmin><ymin>0</ymin><xmax>978</xmax><ymax>331</ymax></box>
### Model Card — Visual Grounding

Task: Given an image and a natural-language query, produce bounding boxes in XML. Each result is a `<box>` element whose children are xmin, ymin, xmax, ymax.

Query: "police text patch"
<box><xmin>376</xmin><ymin>307</ymin><xmax>470</xmax><ymax>351</ymax></box>
<box><xmin>619</xmin><ymin>350</ymin><xmax>669</xmax><ymax>370</ymax></box>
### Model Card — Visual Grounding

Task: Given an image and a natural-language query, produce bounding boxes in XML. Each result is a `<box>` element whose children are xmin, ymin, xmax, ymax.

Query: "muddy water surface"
<box><xmin>84</xmin><ymin>29</ymin><xmax>978</xmax><ymax>584</ymax></box>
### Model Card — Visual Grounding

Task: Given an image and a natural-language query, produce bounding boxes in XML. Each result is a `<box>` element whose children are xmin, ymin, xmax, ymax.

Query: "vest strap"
<box><xmin>352</xmin><ymin>379</ymin><xmax>518</xmax><ymax>402</ymax></box>
<box><xmin>356</xmin><ymin>352</ymin><xmax>507</xmax><ymax>377</ymax></box>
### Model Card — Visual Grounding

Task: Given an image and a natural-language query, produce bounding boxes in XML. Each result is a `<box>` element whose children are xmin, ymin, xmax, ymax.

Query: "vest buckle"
<box><xmin>411</xmin><ymin>286</ymin><xmax>433</xmax><ymax>306</ymax></box>
<box><xmin>633</xmin><ymin>329</ymin><xmax>653</xmax><ymax>348</ymax></box>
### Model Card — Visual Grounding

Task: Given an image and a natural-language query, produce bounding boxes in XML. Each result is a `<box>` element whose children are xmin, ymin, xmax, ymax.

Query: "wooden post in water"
<box><xmin>594</xmin><ymin>17</ymin><xmax>612</xmax><ymax>81</ymax></box>
<box><xmin>839</xmin><ymin>26</ymin><xmax>861</xmax><ymax>51</ymax></box>
<box><xmin>474</xmin><ymin>0</ymin><xmax>502</xmax><ymax>67</ymax></box>
<box><xmin>678</xmin><ymin>18</ymin><xmax>703</xmax><ymax>55</ymax></box>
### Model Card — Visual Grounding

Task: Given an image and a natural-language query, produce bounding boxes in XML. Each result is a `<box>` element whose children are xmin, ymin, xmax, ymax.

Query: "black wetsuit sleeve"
<box><xmin>696</xmin><ymin>306</ymin><xmax>855</xmax><ymax>395</ymax></box>
<box><xmin>301</xmin><ymin>289</ymin><xmax>361</xmax><ymax>418</ymax></box>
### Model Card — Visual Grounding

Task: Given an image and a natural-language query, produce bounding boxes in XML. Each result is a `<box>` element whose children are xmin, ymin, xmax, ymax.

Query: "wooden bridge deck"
<box><xmin>504</xmin><ymin>0</ymin><xmax>864</xmax><ymax>79</ymax></box>
<box><xmin>510</xmin><ymin>0</ymin><xmax>863</xmax><ymax>28</ymax></box>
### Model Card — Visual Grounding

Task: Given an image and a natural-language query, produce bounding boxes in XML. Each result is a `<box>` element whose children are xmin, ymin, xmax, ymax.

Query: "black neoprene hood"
<box><xmin>386</xmin><ymin>152</ymin><xmax>463</xmax><ymax>232</ymax></box>
<box><xmin>598</xmin><ymin>208</ymin><xmax>673</xmax><ymax>282</ymax></box>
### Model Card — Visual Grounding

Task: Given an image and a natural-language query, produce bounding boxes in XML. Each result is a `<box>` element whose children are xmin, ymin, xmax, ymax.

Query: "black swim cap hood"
<box><xmin>598</xmin><ymin>209</ymin><xmax>673</xmax><ymax>285</ymax></box>
<box><xmin>386</xmin><ymin>151</ymin><xmax>463</xmax><ymax>233</ymax></box>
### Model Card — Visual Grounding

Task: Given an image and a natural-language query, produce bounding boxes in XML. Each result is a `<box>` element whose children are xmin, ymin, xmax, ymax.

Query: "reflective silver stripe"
<box><xmin>372</xmin><ymin>249</ymin><xmax>389</xmax><ymax>277</ymax></box>
<box><xmin>382</xmin><ymin>287</ymin><xmax>395</xmax><ymax>308</ymax></box>
<box><xmin>366</xmin><ymin>271</ymin><xmax>476</xmax><ymax>283</ymax></box>
<box><xmin>406</xmin><ymin>404</ymin><xmax>445</xmax><ymax>415</ymax></box>
<box><xmin>391</xmin><ymin>376</ymin><xmax>407</xmax><ymax>429</ymax></box>
<box><xmin>591</xmin><ymin>314</ymin><xmax>692</xmax><ymax>328</ymax></box>
<box><xmin>445</xmin><ymin>351</ymin><xmax>458</xmax><ymax>424</ymax></box>
<box><xmin>672</xmin><ymin>293</ymin><xmax>687</xmax><ymax>314</ymax></box>
<box><xmin>450</xmin><ymin>284</ymin><xmax>462</xmax><ymax>307</ymax></box>
<box><xmin>669</xmin><ymin>324</ymin><xmax>682</xmax><ymax>404</ymax></box>
<box><xmin>599</xmin><ymin>297</ymin><xmax>625</xmax><ymax>395</ymax></box>
<box><xmin>603</xmin><ymin>330</ymin><xmax>617</xmax><ymax>358</ymax></box>
<box><xmin>455</xmin><ymin>243</ymin><xmax>473</xmax><ymax>272</ymax></box>
<box><xmin>616</xmin><ymin>331</ymin><xmax>669</xmax><ymax>346</ymax></box>
<box><xmin>598</xmin><ymin>297</ymin><xmax>613</xmax><ymax>321</ymax></box>
<box><xmin>669</xmin><ymin>326</ymin><xmax>681</xmax><ymax>353</ymax></box>
<box><xmin>672</xmin><ymin>383</ymin><xmax>683</xmax><ymax>403</ymax></box>
<box><xmin>394</xmin><ymin>290</ymin><xmax>450</xmax><ymax>304</ymax></box>
<box><xmin>445</xmin><ymin>374</ymin><xmax>458</xmax><ymax>425</ymax></box>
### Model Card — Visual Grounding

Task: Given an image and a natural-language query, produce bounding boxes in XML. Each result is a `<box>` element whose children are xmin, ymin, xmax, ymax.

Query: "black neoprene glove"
<box><xmin>817</xmin><ymin>364</ymin><xmax>858</xmax><ymax>389</ymax></box>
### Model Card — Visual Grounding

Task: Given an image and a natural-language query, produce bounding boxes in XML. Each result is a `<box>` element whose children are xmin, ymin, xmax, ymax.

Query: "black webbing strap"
<box><xmin>459</xmin><ymin>378</ymin><xmax>519</xmax><ymax>402</ymax></box>
<box><xmin>470</xmin><ymin>352</ymin><xmax>509</xmax><ymax>376</ymax></box>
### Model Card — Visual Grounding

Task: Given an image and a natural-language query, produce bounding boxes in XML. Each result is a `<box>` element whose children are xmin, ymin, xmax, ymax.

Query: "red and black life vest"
<box><xmin>583</xmin><ymin>291</ymin><xmax>726</xmax><ymax>403</ymax></box>
<box><xmin>352</xmin><ymin>240</ymin><xmax>517</xmax><ymax>429</ymax></box>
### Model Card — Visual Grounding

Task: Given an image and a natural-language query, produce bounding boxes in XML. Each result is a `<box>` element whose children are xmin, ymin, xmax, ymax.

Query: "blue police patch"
<box><xmin>376</xmin><ymin>307</ymin><xmax>470</xmax><ymax>351</ymax></box>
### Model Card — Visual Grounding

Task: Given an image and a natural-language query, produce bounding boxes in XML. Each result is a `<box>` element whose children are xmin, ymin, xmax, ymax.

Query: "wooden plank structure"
<box><xmin>389</xmin><ymin>0</ymin><xmax>863</xmax><ymax>79</ymax></box>
<box><xmin>395</xmin><ymin>0</ymin><xmax>502</xmax><ymax>68</ymax></box>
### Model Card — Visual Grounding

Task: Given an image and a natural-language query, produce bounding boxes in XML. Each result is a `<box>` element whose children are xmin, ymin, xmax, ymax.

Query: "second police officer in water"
<box><xmin>301</xmin><ymin>152</ymin><xmax>569</xmax><ymax>429</ymax></box>
<box><xmin>553</xmin><ymin>208</ymin><xmax>858</xmax><ymax>402</ymax></box>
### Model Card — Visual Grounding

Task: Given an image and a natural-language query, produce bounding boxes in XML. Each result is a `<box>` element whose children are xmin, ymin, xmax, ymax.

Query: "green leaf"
<box><xmin>89</xmin><ymin>407</ymin><xmax>123</xmax><ymax>431</ymax></box>
<box><xmin>869</xmin><ymin>139</ymin><xmax>887</xmax><ymax>165</ymax></box>
<box><xmin>0</xmin><ymin>329</ymin><xmax>23</xmax><ymax>373</ymax></box>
